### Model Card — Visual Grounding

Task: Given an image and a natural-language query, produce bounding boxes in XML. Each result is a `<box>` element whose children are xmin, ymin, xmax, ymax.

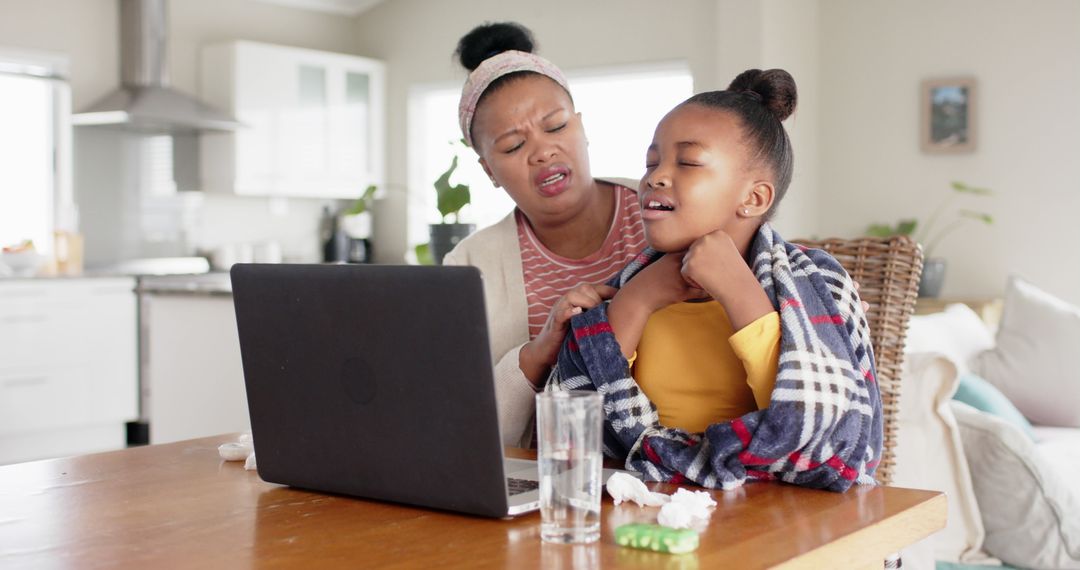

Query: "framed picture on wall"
<box><xmin>921</xmin><ymin>77</ymin><xmax>977</xmax><ymax>153</ymax></box>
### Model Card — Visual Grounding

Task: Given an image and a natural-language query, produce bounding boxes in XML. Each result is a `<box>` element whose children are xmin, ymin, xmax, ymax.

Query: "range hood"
<box><xmin>73</xmin><ymin>0</ymin><xmax>241</xmax><ymax>133</ymax></box>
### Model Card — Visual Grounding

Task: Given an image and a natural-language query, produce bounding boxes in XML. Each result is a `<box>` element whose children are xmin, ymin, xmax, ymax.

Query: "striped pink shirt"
<box><xmin>517</xmin><ymin>185</ymin><xmax>647</xmax><ymax>339</ymax></box>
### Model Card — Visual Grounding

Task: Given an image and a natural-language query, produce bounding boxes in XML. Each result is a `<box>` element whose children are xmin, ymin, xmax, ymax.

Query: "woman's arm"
<box><xmin>442</xmin><ymin>246</ymin><xmax>537</xmax><ymax>447</ymax></box>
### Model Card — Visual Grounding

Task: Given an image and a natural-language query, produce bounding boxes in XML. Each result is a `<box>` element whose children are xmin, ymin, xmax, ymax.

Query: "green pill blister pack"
<box><xmin>614</xmin><ymin>523</ymin><xmax>699</xmax><ymax>554</ymax></box>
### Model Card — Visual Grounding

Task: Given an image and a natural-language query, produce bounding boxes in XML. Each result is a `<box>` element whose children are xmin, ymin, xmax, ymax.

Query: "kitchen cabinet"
<box><xmin>0</xmin><ymin>278</ymin><xmax>137</xmax><ymax>464</ymax></box>
<box><xmin>199</xmin><ymin>41</ymin><xmax>385</xmax><ymax>198</ymax></box>
<box><xmin>139</xmin><ymin>276</ymin><xmax>249</xmax><ymax>444</ymax></box>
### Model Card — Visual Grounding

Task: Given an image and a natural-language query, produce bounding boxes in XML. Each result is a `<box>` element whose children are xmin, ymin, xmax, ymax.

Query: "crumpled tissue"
<box><xmin>218</xmin><ymin>433</ymin><xmax>257</xmax><ymax>471</ymax></box>
<box><xmin>657</xmin><ymin>488</ymin><xmax>718</xmax><ymax>529</ymax></box>
<box><xmin>607</xmin><ymin>473</ymin><xmax>717</xmax><ymax>530</ymax></box>
<box><xmin>606</xmin><ymin>472</ymin><xmax>670</xmax><ymax>507</ymax></box>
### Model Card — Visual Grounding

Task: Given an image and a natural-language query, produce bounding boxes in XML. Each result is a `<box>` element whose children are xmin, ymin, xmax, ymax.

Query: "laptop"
<box><xmin>231</xmin><ymin>263</ymin><xmax>621</xmax><ymax>518</ymax></box>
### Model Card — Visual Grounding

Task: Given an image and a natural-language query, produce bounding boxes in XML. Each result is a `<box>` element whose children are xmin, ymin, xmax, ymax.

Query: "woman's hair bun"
<box><xmin>455</xmin><ymin>22</ymin><xmax>536</xmax><ymax>72</ymax></box>
<box><xmin>727</xmin><ymin>68</ymin><xmax>797</xmax><ymax>122</ymax></box>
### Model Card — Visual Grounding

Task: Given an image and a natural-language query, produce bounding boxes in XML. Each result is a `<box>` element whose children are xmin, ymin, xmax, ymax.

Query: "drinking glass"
<box><xmin>536</xmin><ymin>391</ymin><xmax>604</xmax><ymax>544</ymax></box>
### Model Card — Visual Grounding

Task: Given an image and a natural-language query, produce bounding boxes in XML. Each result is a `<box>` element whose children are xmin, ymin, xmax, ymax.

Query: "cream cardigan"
<box><xmin>442</xmin><ymin>178</ymin><xmax>638</xmax><ymax>447</ymax></box>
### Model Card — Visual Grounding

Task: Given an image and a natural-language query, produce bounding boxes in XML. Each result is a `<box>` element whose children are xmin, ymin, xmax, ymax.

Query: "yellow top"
<box><xmin>630</xmin><ymin>301</ymin><xmax>780</xmax><ymax>433</ymax></box>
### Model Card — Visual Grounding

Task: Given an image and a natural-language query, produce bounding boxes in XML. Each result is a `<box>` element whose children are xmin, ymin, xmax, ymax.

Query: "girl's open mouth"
<box><xmin>641</xmin><ymin>195</ymin><xmax>676</xmax><ymax>220</ymax></box>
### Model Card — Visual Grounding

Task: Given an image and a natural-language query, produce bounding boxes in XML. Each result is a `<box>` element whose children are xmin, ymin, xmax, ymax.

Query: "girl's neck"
<box><xmin>527</xmin><ymin>180</ymin><xmax>616</xmax><ymax>259</ymax></box>
<box><xmin>731</xmin><ymin>221</ymin><xmax>763</xmax><ymax>262</ymax></box>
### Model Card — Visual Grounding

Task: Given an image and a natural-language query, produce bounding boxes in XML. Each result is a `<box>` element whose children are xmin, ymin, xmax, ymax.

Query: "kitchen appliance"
<box><xmin>72</xmin><ymin>0</ymin><xmax>241</xmax><ymax>133</ymax></box>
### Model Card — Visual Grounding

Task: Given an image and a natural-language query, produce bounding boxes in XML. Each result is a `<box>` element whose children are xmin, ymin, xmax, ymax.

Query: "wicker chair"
<box><xmin>793</xmin><ymin>235</ymin><xmax>924</xmax><ymax>485</ymax></box>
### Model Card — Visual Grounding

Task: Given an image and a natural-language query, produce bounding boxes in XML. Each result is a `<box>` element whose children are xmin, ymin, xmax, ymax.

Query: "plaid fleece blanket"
<box><xmin>548</xmin><ymin>224</ymin><xmax>882</xmax><ymax>492</ymax></box>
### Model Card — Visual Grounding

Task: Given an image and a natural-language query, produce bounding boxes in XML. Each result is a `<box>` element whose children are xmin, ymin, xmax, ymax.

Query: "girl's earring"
<box><xmin>743</xmin><ymin>208</ymin><xmax>751</xmax><ymax>215</ymax></box>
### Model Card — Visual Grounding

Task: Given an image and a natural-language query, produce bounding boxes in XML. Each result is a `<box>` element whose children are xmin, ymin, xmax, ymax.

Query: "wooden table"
<box><xmin>0</xmin><ymin>434</ymin><xmax>945</xmax><ymax>569</ymax></box>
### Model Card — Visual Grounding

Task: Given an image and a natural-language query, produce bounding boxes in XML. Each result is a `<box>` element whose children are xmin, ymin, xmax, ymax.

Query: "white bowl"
<box><xmin>1</xmin><ymin>250</ymin><xmax>47</xmax><ymax>277</ymax></box>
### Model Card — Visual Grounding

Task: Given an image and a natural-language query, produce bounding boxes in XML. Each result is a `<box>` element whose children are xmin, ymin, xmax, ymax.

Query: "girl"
<box><xmin>551</xmin><ymin>69</ymin><xmax>882</xmax><ymax>492</ymax></box>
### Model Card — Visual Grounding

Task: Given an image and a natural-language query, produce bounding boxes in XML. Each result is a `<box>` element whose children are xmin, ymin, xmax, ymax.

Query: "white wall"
<box><xmin>714</xmin><ymin>0</ymin><xmax>820</xmax><ymax>241</ymax></box>
<box><xmin>0</xmin><ymin>0</ymin><xmax>118</xmax><ymax>109</ymax></box>
<box><xmin>351</xmin><ymin>0</ymin><xmax>719</xmax><ymax>263</ymax></box>
<box><xmin>819</xmin><ymin>0</ymin><xmax>1080</xmax><ymax>304</ymax></box>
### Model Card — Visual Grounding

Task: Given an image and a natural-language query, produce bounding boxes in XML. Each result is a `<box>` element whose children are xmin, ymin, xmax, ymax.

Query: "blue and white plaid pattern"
<box><xmin>548</xmin><ymin>224</ymin><xmax>882</xmax><ymax>492</ymax></box>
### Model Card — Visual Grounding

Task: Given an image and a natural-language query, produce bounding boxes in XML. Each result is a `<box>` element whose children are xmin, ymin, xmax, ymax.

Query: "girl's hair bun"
<box><xmin>727</xmin><ymin>68</ymin><xmax>797</xmax><ymax>122</ymax></box>
<box><xmin>455</xmin><ymin>22</ymin><xmax>536</xmax><ymax>72</ymax></box>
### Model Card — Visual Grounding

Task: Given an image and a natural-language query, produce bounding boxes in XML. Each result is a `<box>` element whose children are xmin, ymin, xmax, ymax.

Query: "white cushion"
<box><xmin>952</xmin><ymin>401</ymin><xmax>1080</xmax><ymax>569</ymax></box>
<box><xmin>1032</xmin><ymin>427</ymin><xmax>1080</xmax><ymax>488</ymax></box>
<box><xmin>974</xmin><ymin>277</ymin><xmax>1080</xmax><ymax>428</ymax></box>
<box><xmin>905</xmin><ymin>303</ymin><xmax>995</xmax><ymax>374</ymax></box>
<box><xmin>893</xmin><ymin>352</ymin><xmax>993</xmax><ymax>564</ymax></box>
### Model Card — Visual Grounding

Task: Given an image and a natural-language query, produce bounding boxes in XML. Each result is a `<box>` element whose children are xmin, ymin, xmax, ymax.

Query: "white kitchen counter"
<box><xmin>137</xmin><ymin>272</ymin><xmax>232</xmax><ymax>296</ymax></box>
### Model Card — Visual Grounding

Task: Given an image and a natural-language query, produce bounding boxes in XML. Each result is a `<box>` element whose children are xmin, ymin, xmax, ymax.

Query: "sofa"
<box><xmin>895</xmin><ymin>277</ymin><xmax>1080</xmax><ymax>570</ymax></box>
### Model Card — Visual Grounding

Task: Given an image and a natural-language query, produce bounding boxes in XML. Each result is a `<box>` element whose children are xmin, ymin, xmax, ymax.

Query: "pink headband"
<box><xmin>458</xmin><ymin>50</ymin><xmax>570</xmax><ymax>148</ymax></box>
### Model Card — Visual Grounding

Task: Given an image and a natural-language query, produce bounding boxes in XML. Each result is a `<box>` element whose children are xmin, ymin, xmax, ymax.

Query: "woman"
<box><xmin>442</xmin><ymin>22</ymin><xmax>646</xmax><ymax>447</ymax></box>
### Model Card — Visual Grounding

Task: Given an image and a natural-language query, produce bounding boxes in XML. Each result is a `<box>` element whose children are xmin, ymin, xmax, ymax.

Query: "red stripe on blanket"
<box><xmin>574</xmin><ymin>322</ymin><xmax>614</xmax><ymax>339</ymax></box>
<box><xmin>643</xmin><ymin>438</ymin><xmax>688</xmax><ymax>483</ymax></box>
<box><xmin>643</xmin><ymin>438</ymin><xmax>662</xmax><ymax>465</ymax></box>
<box><xmin>747</xmin><ymin>469</ymin><xmax>776</xmax><ymax>481</ymax></box>
<box><xmin>731</xmin><ymin>418</ymin><xmax>752</xmax><ymax>446</ymax></box>
<box><xmin>738</xmin><ymin>450</ymin><xmax>775</xmax><ymax>466</ymax></box>
<box><xmin>635</xmin><ymin>252</ymin><xmax>651</xmax><ymax>265</ymax></box>
<box><xmin>779</xmin><ymin>297</ymin><xmax>802</xmax><ymax>310</ymax></box>
<box><xmin>810</xmin><ymin>314</ymin><xmax>845</xmax><ymax>325</ymax></box>
<box><xmin>863</xmin><ymin>369</ymin><xmax>876</xmax><ymax>383</ymax></box>
<box><xmin>867</xmin><ymin>458</ymin><xmax>880</xmax><ymax>469</ymax></box>
<box><xmin>826</xmin><ymin>455</ymin><xmax>859</xmax><ymax>481</ymax></box>
<box><xmin>567</xmin><ymin>337</ymin><xmax>579</xmax><ymax>352</ymax></box>
<box><xmin>787</xmin><ymin>451</ymin><xmax>822</xmax><ymax>470</ymax></box>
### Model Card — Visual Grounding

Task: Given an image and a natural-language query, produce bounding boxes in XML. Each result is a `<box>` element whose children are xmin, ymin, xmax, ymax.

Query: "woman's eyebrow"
<box><xmin>493</xmin><ymin>108</ymin><xmax>568</xmax><ymax>143</ymax></box>
<box><xmin>493</xmin><ymin>127</ymin><xmax>522</xmax><ymax>144</ymax></box>
<box><xmin>675</xmin><ymin>141</ymin><xmax>705</xmax><ymax>150</ymax></box>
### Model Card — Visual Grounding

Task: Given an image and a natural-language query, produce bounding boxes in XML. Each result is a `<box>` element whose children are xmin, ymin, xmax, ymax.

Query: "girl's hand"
<box><xmin>519</xmin><ymin>283</ymin><xmax>617</xmax><ymax>387</ymax></box>
<box><xmin>621</xmin><ymin>252</ymin><xmax>708</xmax><ymax>313</ymax></box>
<box><xmin>682</xmin><ymin>229</ymin><xmax>774</xmax><ymax>330</ymax></box>
<box><xmin>607</xmin><ymin>254</ymin><xmax>707</xmax><ymax>359</ymax></box>
<box><xmin>680</xmin><ymin>229</ymin><xmax>749</xmax><ymax>303</ymax></box>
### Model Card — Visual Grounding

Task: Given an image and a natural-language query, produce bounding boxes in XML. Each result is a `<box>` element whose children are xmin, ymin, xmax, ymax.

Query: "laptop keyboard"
<box><xmin>507</xmin><ymin>477</ymin><xmax>540</xmax><ymax>496</ymax></box>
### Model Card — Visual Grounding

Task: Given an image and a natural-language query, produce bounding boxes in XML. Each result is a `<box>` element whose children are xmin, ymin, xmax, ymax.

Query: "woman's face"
<box><xmin>471</xmin><ymin>74</ymin><xmax>593</xmax><ymax>225</ymax></box>
<box><xmin>639</xmin><ymin>104</ymin><xmax>770</xmax><ymax>252</ymax></box>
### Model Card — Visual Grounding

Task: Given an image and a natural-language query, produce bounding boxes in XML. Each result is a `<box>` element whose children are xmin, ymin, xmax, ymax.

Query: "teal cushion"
<box><xmin>953</xmin><ymin>373</ymin><xmax>1035</xmax><ymax>439</ymax></box>
<box><xmin>936</xmin><ymin>562</ymin><xmax>1022</xmax><ymax>570</ymax></box>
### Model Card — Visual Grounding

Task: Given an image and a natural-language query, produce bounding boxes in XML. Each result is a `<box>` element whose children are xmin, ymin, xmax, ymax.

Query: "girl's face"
<box><xmin>639</xmin><ymin>104</ymin><xmax>770</xmax><ymax>253</ymax></box>
<box><xmin>471</xmin><ymin>74</ymin><xmax>594</xmax><ymax>226</ymax></box>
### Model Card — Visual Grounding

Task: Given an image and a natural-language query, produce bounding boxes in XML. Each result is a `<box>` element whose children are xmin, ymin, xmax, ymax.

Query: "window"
<box><xmin>406</xmin><ymin>62</ymin><xmax>693</xmax><ymax>255</ymax></box>
<box><xmin>0</xmin><ymin>51</ymin><xmax>70</xmax><ymax>255</ymax></box>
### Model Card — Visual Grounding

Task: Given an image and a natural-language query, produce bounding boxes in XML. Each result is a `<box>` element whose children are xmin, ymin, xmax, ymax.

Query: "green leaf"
<box><xmin>958</xmin><ymin>209</ymin><xmax>994</xmax><ymax>225</ymax></box>
<box><xmin>896</xmin><ymin>219</ymin><xmax>918</xmax><ymax>236</ymax></box>
<box><xmin>414</xmin><ymin>242</ymin><xmax>434</xmax><ymax>265</ymax></box>
<box><xmin>951</xmin><ymin>181</ymin><xmax>993</xmax><ymax>196</ymax></box>
<box><xmin>343</xmin><ymin>184</ymin><xmax>378</xmax><ymax>216</ymax></box>
<box><xmin>866</xmin><ymin>223</ymin><xmax>897</xmax><ymax>238</ymax></box>
<box><xmin>433</xmin><ymin>156</ymin><xmax>471</xmax><ymax>220</ymax></box>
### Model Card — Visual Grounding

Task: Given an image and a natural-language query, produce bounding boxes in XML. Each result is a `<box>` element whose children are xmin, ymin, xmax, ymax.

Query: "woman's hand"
<box><xmin>519</xmin><ymin>283</ymin><xmax>617</xmax><ymax>388</ymax></box>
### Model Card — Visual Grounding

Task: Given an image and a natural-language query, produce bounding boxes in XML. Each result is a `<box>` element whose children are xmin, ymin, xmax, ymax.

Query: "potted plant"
<box><xmin>420</xmin><ymin>143</ymin><xmax>474</xmax><ymax>265</ymax></box>
<box><xmin>867</xmin><ymin>181</ymin><xmax>993</xmax><ymax>297</ymax></box>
